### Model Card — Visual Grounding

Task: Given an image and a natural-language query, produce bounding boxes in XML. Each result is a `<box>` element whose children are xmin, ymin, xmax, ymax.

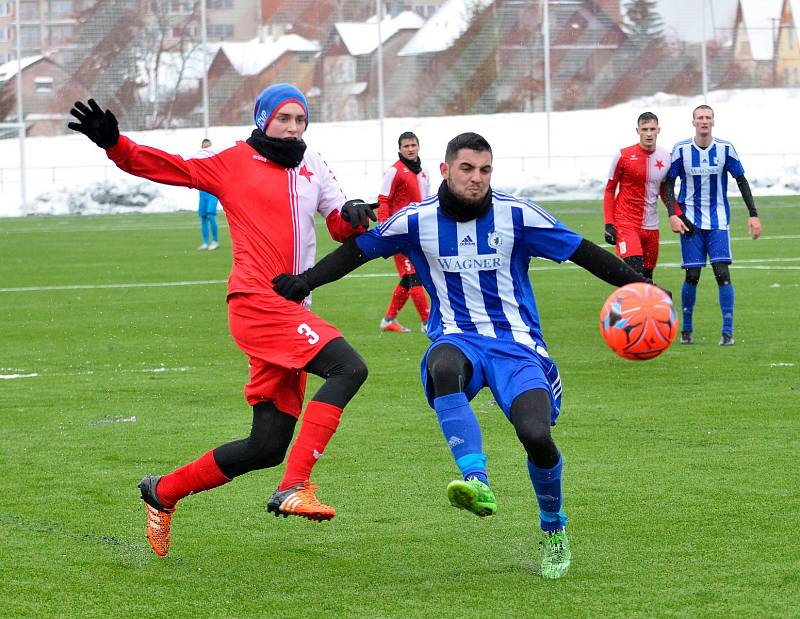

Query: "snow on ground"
<box><xmin>1</xmin><ymin>88</ymin><xmax>799</xmax><ymax>218</ymax></box>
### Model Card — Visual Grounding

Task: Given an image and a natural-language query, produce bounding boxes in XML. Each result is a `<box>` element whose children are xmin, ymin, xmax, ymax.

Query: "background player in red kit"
<box><xmin>603</xmin><ymin>112</ymin><xmax>671</xmax><ymax>280</ymax></box>
<box><xmin>68</xmin><ymin>84</ymin><xmax>378</xmax><ymax>557</ymax></box>
<box><xmin>377</xmin><ymin>131</ymin><xmax>432</xmax><ymax>333</ymax></box>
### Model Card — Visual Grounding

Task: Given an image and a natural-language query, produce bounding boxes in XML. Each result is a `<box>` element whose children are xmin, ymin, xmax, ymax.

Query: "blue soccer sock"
<box><xmin>681</xmin><ymin>281</ymin><xmax>697</xmax><ymax>332</ymax></box>
<box><xmin>201</xmin><ymin>216</ymin><xmax>210</xmax><ymax>244</ymax></box>
<box><xmin>208</xmin><ymin>215</ymin><xmax>218</xmax><ymax>242</ymax></box>
<box><xmin>527</xmin><ymin>453</ymin><xmax>567</xmax><ymax>532</ymax></box>
<box><xmin>718</xmin><ymin>282</ymin><xmax>734</xmax><ymax>335</ymax></box>
<box><xmin>434</xmin><ymin>393</ymin><xmax>487</xmax><ymax>484</ymax></box>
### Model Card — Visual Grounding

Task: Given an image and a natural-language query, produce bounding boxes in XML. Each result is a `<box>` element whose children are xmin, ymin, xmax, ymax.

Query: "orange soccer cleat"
<box><xmin>267</xmin><ymin>481</ymin><xmax>336</xmax><ymax>522</ymax></box>
<box><xmin>380</xmin><ymin>317</ymin><xmax>411</xmax><ymax>333</ymax></box>
<box><xmin>139</xmin><ymin>475</ymin><xmax>176</xmax><ymax>557</ymax></box>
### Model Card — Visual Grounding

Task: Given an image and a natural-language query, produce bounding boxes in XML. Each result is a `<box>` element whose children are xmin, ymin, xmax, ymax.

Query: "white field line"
<box><xmin>1</xmin><ymin>367</ymin><xmax>191</xmax><ymax>380</ymax></box>
<box><xmin>2</xmin><ymin>257</ymin><xmax>799</xmax><ymax>294</ymax></box>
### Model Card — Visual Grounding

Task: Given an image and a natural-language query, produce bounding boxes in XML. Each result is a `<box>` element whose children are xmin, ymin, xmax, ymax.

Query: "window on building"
<box><xmin>207</xmin><ymin>0</ymin><xmax>233</xmax><ymax>9</ymax></box>
<box><xmin>0</xmin><ymin>27</ymin><xmax>9</xmax><ymax>42</ymax></box>
<box><xmin>172</xmin><ymin>24</ymin><xmax>197</xmax><ymax>38</ymax></box>
<box><xmin>169</xmin><ymin>1</ymin><xmax>192</xmax><ymax>14</ymax></box>
<box><xmin>49</xmin><ymin>0</ymin><xmax>73</xmax><ymax>18</ymax></box>
<box><xmin>207</xmin><ymin>23</ymin><xmax>234</xmax><ymax>40</ymax></box>
<box><xmin>49</xmin><ymin>24</ymin><xmax>74</xmax><ymax>44</ymax></box>
<box><xmin>21</xmin><ymin>25</ymin><xmax>40</xmax><ymax>47</ymax></box>
<box><xmin>20</xmin><ymin>1</ymin><xmax>40</xmax><ymax>19</ymax></box>
<box><xmin>35</xmin><ymin>76</ymin><xmax>54</xmax><ymax>92</ymax></box>
<box><xmin>0</xmin><ymin>2</ymin><xmax>12</xmax><ymax>17</ymax></box>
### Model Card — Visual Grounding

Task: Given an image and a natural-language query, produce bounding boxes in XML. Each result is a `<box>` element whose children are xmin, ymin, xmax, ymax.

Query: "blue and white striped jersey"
<box><xmin>668</xmin><ymin>137</ymin><xmax>745</xmax><ymax>230</ymax></box>
<box><xmin>356</xmin><ymin>190</ymin><xmax>583</xmax><ymax>351</ymax></box>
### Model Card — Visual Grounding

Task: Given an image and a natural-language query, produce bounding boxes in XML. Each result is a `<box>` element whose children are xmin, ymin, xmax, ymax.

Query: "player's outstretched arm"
<box><xmin>67</xmin><ymin>99</ymin><xmax>119</xmax><ymax>149</ymax></box>
<box><xmin>570</xmin><ymin>239</ymin><xmax>649</xmax><ymax>287</ymax></box>
<box><xmin>272</xmin><ymin>238</ymin><xmax>373</xmax><ymax>301</ymax></box>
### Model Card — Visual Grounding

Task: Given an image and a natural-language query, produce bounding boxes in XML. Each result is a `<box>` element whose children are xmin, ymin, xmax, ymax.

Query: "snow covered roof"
<box><xmin>399</xmin><ymin>0</ymin><xmax>493</xmax><ymax>56</ymax></box>
<box><xmin>334</xmin><ymin>11</ymin><xmax>425</xmax><ymax>56</ymax></box>
<box><xmin>738</xmin><ymin>0</ymin><xmax>783</xmax><ymax>60</ymax></box>
<box><xmin>221</xmin><ymin>34</ymin><xmax>319</xmax><ymax>76</ymax></box>
<box><xmin>0</xmin><ymin>56</ymin><xmax>45</xmax><ymax>82</ymax></box>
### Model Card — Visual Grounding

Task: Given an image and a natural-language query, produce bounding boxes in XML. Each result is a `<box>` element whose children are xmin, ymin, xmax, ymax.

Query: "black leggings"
<box><xmin>425</xmin><ymin>344</ymin><xmax>559</xmax><ymax>469</ymax></box>
<box><xmin>213</xmin><ymin>337</ymin><xmax>367</xmax><ymax>479</ymax></box>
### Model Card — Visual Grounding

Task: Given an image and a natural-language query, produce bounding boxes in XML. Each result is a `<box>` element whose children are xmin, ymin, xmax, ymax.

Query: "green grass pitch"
<box><xmin>0</xmin><ymin>197</ymin><xmax>798</xmax><ymax>617</ymax></box>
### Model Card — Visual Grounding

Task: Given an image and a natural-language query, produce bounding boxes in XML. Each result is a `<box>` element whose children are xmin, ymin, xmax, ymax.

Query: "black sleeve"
<box><xmin>664</xmin><ymin>176</ymin><xmax>677</xmax><ymax>216</ymax></box>
<box><xmin>735</xmin><ymin>175</ymin><xmax>758</xmax><ymax>217</ymax></box>
<box><xmin>569</xmin><ymin>238</ymin><xmax>649</xmax><ymax>287</ymax></box>
<box><xmin>302</xmin><ymin>237</ymin><xmax>373</xmax><ymax>290</ymax></box>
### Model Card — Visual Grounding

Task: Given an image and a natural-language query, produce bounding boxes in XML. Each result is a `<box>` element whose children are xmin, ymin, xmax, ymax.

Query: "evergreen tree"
<box><xmin>623</xmin><ymin>0</ymin><xmax>665</xmax><ymax>48</ymax></box>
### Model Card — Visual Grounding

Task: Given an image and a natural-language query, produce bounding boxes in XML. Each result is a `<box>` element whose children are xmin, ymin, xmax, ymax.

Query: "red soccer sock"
<box><xmin>279</xmin><ymin>401</ymin><xmax>343</xmax><ymax>490</ymax></box>
<box><xmin>385</xmin><ymin>284</ymin><xmax>410</xmax><ymax>320</ymax></box>
<box><xmin>155</xmin><ymin>450</ymin><xmax>231</xmax><ymax>509</ymax></box>
<box><xmin>409</xmin><ymin>285</ymin><xmax>430</xmax><ymax>322</ymax></box>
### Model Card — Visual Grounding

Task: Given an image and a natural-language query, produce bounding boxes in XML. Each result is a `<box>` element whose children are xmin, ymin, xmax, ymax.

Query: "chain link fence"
<box><xmin>2</xmin><ymin>0</ymin><xmax>798</xmax><ymax>135</ymax></box>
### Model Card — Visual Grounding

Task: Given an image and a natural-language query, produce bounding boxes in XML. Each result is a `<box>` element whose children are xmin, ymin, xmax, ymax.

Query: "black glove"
<box><xmin>604</xmin><ymin>223</ymin><xmax>617</xmax><ymax>245</ymax></box>
<box><xmin>67</xmin><ymin>99</ymin><xmax>119</xmax><ymax>149</ymax></box>
<box><xmin>340</xmin><ymin>199</ymin><xmax>378</xmax><ymax>229</ymax></box>
<box><xmin>272</xmin><ymin>273</ymin><xmax>310</xmax><ymax>301</ymax></box>
<box><xmin>678</xmin><ymin>213</ymin><xmax>695</xmax><ymax>234</ymax></box>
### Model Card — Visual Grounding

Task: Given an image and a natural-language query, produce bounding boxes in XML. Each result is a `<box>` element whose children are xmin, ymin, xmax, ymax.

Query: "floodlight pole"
<box><xmin>543</xmin><ymin>0</ymin><xmax>551</xmax><ymax>168</ymax></box>
<box><xmin>201</xmin><ymin>0</ymin><xmax>209</xmax><ymax>136</ymax></box>
<box><xmin>376</xmin><ymin>0</ymin><xmax>385</xmax><ymax>172</ymax></box>
<box><xmin>701</xmin><ymin>0</ymin><xmax>708</xmax><ymax>101</ymax></box>
<box><xmin>15</xmin><ymin>0</ymin><xmax>27</xmax><ymax>209</ymax></box>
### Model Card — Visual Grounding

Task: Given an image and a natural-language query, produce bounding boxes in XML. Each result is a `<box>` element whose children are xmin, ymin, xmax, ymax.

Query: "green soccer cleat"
<box><xmin>540</xmin><ymin>528</ymin><xmax>571</xmax><ymax>579</ymax></box>
<box><xmin>446</xmin><ymin>478</ymin><xmax>497</xmax><ymax>518</ymax></box>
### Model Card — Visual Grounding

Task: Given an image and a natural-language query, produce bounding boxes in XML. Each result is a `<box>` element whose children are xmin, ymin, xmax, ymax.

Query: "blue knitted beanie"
<box><xmin>253</xmin><ymin>83</ymin><xmax>309</xmax><ymax>133</ymax></box>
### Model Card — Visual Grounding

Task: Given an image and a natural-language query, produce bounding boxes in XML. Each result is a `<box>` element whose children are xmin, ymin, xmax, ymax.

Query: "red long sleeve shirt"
<box><xmin>106</xmin><ymin>135</ymin><xmax>361</xmax><ymax>297</ymax></box>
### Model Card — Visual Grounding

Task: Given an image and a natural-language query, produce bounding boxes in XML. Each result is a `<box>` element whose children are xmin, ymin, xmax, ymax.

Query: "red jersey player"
<box><xmin>68</xmin><ymin>85</ymin><xmax>378</xmax><ymax>557</ymax></box>
<box><xmin>377</xmin><ymin>131</ymin><xmax>432</xmax><ymax>333</ymax></box>
<box><xmin>603</xmin><ymin>112</ymin><xmax>671</xmax><ymax>280</ymax></box>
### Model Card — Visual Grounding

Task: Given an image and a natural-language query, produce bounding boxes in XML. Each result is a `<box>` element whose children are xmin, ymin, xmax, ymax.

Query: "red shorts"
<box><xmin>615</xmin><ymin>226</ymin><xmax>660</xmax><ymax>271</ymax></box>
<box><xmin>393</xmin><ymin>253</ymin><xmax>416</xmax><ymax>277</ymax></box>
<box><xmin>227</xmin><ymin>292</ymin><xmax>342</xmax><ymax>416</ymax></box>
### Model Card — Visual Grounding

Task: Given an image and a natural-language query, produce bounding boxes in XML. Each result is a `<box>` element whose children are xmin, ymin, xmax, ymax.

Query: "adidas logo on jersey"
<box><xmin>252</xmin><ymin>154</ymin><xmax>267</xmax><ymax>162</ymax></box>
<box><xmin>459</xmin><ymin>235</ymin><xmax>475</xmax><ymax>246</ymax></box>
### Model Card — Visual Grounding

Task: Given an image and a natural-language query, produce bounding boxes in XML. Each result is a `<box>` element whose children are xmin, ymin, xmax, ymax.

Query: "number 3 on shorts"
<box><xmin>298</xmin><ymin>323</ymin><xmax>320</xmax><ymax>345</ymax></box>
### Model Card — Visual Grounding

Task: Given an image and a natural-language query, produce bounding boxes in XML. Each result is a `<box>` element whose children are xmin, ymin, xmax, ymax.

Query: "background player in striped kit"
<box><xmin>272</xmin><ymin>132</ymin><xmax>657</xmax><ymax>579</ymax></box>
<box><xmin>68</xmin><ymin>84</ymin><xmax>378</xmax><ymax>557</ymax></box>
<box><xmin>665</xmin><ymin>104</ymin><xmax>762</xmax><ymax>346</ymax></box>
<box><xmin>603</xmin><ymin>112</ymin><xmax>671</xmax><ymax>280</ymax></box>
<box><xmin>377</xmin><ymin>131</ymin><xmax>432</xmax><ymax>333</ymax></box>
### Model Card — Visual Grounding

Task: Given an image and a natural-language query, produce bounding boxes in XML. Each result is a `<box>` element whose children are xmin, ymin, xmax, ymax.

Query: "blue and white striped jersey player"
<box><xmin>271</xmin><ymin>133</ymin><xmax>653</xmax><ymax>579</ymax></box>
<box><xmin>665</xmin><ymin>104</ymin><xmax>762</xmax><ymax>347</ymax></box>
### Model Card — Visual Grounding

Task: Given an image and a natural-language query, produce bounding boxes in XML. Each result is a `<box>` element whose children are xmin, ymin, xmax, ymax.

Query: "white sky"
<box><xmin>1</xmin><ymin>87</ymin><xmax>799</xmax><ymax>218</ymax></box>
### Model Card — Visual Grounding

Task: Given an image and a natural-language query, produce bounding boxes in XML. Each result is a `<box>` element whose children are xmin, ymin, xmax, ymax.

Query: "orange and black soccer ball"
<box><xmin>599</xmin><ymin>282</ymin><xmax>678</xmax><ymax>360</ymax></box>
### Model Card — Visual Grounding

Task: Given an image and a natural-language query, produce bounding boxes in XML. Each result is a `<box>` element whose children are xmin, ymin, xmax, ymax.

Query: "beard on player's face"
<box><xmin>446</xmin><ymin>175</ymin><xmax>489</xmax><ymax>206</ymax></box>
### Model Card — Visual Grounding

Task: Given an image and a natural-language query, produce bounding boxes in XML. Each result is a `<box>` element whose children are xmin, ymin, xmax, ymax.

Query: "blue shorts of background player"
<box><xmin>679</xmin><ymin>228</ymin><xmax>736</xmax><ymax>342</ymax></box>
<box><xmin>421</xmin><ymin>332</ymin><xmax>567</xmax><ymax>533</ymax></box>
<box><xmin>680</xmin><ymin>228</ymin><xmax>732</xmax><ymax>268</ymax></box>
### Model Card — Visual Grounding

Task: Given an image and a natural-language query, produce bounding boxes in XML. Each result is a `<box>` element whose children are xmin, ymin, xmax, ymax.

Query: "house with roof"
<box><xmin>197</xmin><ymin>33</ymin><xmax>320</xmax><ymax>127</ymax></box>
<box><xmin>776</xmin><ymin>0</ymin><xmax>800</xmax><ymax>85</ymax></box>
<box><xmin>731</xmin><ymin>0</ymin><xmax>783</xmax><ymax>86</ymax></box>
<box><xmin>318</xmin><ymin>10</ymin><xmax>425</xmax><ymax>121</ymax></box>
<box><xmin>0</xmin><ymin>55</ymin><xmax>82</xmax><ymax>136</ymax></box>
